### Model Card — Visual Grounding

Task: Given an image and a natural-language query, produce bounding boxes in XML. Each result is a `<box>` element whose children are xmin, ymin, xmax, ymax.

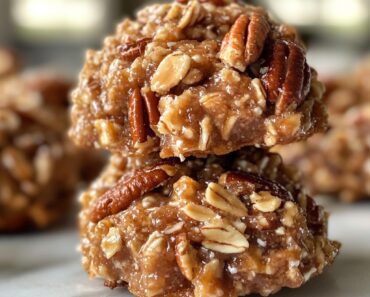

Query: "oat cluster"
<box><xmin>71</xmin><ymin>1</ymin><xmax>339</xmax><ymax>296</ymax></box>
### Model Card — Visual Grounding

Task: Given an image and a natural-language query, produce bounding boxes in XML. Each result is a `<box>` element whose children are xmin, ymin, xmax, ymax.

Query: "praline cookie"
<box><xmin>80</xmin><ymin>148</ymin><xmax>339</xmax><ymax>297</ymax></box>
<box><xmin>0</xmin><ymin>72</ymin><xmax>103</xmax><ymax>232</ymax></box>
<box><xmin>276</xmin><ymin>57</ymin><xmax>370</xmax><ymax>202</ymax></box>
<box><xmin>70</xmin><ymin>0</ymin><xmax>327</xmax><ymax>159</ymax></box>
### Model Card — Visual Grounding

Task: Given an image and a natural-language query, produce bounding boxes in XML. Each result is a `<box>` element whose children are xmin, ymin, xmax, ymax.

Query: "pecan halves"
<box><xmin>245</xmin><ymin>12</ymin><xmax>270</xmax><ymax>66</ymax></box>
<box><xmin>129</xmin><ymin>88</ymin><xmax>147</xmax><ymax>144</ymax></box>
<box><xmin>119</xmin><ymin>38</ymin><xmax>152</xmax><ymax>62</ymax></box>
<box><xmin>225</xmin><ymin>171</ymin><xmax>294</xmax><ymax>202</ymax></box>
<box><xmin>220</xmin><ymin>12</ymin><xmax>270</xmax><ymax>72</ymax></box>
<box><xmin>261</xmin><ymin>40</ymin><xmax>311</xmax><ymax>115</ymax></box>
<box><xmin>128</xmin><ymin>88</ymin><xmax>160</xmax><ymax>145</ymax></box>
<box><xmin>143</xmin><ymin>90</ymin><xmax>160</xmax><ymax>127</ymax></box>
<box><xmin>89</xmin><ymin>164</ymin><xmax>175</xmax><ymax>223</ymax></box>
<box><xmin>220</xmin><ymin>15</ymin><xmax>248</xmax><ymax>72</ymax></box>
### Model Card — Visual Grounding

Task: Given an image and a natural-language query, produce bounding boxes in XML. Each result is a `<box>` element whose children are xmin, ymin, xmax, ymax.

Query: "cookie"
<box><xmin>70</xmin><ymin>0</ymin><xmax>327</xmax><ymax>159</ymax></box>
<box><xmin>0</xmin><ymin>72</ymin><xmax>103</xmax><ymax>232</ymax></box>
<box><xmin>275</xmin><ymin>57</ymin><xmax>370</xmax><ymax>202</ymax></box>
<box><xmin>79</xmin><ymin>148</ymin><xmax>339</xmax><ymax>297</ymax></box>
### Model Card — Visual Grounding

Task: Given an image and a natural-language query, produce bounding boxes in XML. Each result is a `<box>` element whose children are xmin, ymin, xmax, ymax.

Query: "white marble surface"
<box><xmin>1</xmin><ymin>201</ymin><xmax>370</xmax><ymax>297</ymax></box>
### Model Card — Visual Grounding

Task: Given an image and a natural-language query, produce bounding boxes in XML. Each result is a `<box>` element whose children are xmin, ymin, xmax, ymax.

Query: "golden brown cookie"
<box><xmin>70</xmin><ymin>0</ymin><xmax>327</xmax><ymax>159</ymax></box>
<box><xmin>79</xmin><ymin>148</ymin><xmax>339</xmax><ymax>297</ymax></box>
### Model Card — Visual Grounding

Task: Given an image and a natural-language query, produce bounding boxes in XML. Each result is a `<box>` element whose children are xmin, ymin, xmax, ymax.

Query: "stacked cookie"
<box><xmin>0</xmin><ymin>58</ymin><xmax>103</xmax><ymax>232</ymax></box>
<box><xmin>276</xmin><ymin>56</ymin><xmax>370</xmax><ymax>202</ymax></box>
<box><xmin>70</xmin><ymin>1</ymin><xmax>339</xmax><ymax>296</ymax></box>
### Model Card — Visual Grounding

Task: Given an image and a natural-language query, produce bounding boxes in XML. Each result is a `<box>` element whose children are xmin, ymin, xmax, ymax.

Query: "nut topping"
<box><xmin>151</xmin><ymin>52</ymin><xmax>191</xmax><ymax>94</ymax></box>
<box><xmin>143</xmin><ymin>89</ymin><xmax>161</xmax><ymax>127</ymax></box>
<box><xmin>201</xmin><ymin>220</ymin><xmax>249</xmax><ymax>253</ymax></box>
<box><xmin>245</xmin><ymin>11</ymin><xmax>270</xmax><ymax>66</ymax></box>
<box><xmin>128</xmin><ymin>88</ymin><xmax>159</xmax><ymax>145</ymax></box>
<box><xmin>89</xmin><ymin>164</ymin><xmax>175</xmax><ymax>222</ymax></box>
<box><xmin>261</xmin><ymin>40</ymin><xmax>311</xmax><ymax>115</ymax></box>
<box><xmin>220</xmin><ymin>12</ymin><xmax>270</xmax><ymax>72</ymax></box>
<box><xmin>119</xmin><ymin>38</ymin><xmax>152</xmax><ymax>62</ymax></box>
<box><xmin>129</xmin><ymin>88</ymin><xmax>148</xmax><ymax>144</ymax></box>
<box><xmin>205</xmin><ymin>182</ymin><xmax>247</xmax><ymax>217</ymax></box>
<box><xmin>175</xmin><ymin>233</ymin><xmax>200</xmax><ymax>281</ymax></box>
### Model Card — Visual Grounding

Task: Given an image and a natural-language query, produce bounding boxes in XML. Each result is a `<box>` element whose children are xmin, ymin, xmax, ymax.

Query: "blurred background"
<box><xmin>0</xmin><ymin>0</ymin><xmax>370</xmax><ymax>77</ymax></box>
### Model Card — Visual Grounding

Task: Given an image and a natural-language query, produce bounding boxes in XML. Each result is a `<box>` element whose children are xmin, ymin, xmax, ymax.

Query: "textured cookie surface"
<box><xmin>0</xmin><ymin>73</ymin><xmax>102</xmax><ymax>232</ymax></box>
<box><xmin>276</xmin><ymin>57</ymin><xmax>370</xmax><ymax>202</ymax></box>
<box><xmin>80</xmin><ymin>148</ymin><xmax>339</xmax><ymax>297</ymax></box>
<box><xmin>70</xmin><ymin>0</ymin><xmax>327</xmax><ymax>158</ymax></box>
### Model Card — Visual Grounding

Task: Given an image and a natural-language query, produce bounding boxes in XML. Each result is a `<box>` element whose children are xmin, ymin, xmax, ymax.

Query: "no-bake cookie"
<box><xmin>70</xmin><ymin>0</ymin><xmax>327</xmax><ymax>159</ymax></box>
<box><xmin>275</xmin><ymin>57</ymin><xmax>370</xmax><ymax>202</ymax></box>
<box><xmin>80</xmin><ymin>148</ymin><xmax>339</xmax><ymax>297</ymax></box>
<box><xmin>0</xmin><ymin>72</ymin><xmax>103</xmax><ymax>232</ymax></box>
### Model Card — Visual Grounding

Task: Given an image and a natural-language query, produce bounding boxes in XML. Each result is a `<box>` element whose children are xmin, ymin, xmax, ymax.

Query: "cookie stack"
<box><xmin>0</xmin><ymin>60</ymin><xmax>103</xmax><ymax>232</ymax></box>
<box><xmin>277</xmin><ymin>56</ymin><xmax>370</xmax><ymax>203</ymax></box>
<box><xmin>70</xmin><ymin>1</ymin><xmax>340</xmax><ymax>296</ymax></box>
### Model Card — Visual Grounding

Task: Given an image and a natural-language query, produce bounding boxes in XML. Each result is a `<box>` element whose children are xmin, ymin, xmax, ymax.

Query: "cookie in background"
<box><xmin>274</xmin><ymin>56</ymin><xmax>370</xmax><ymax>202</ymax></box>
<box><xmin>0</xmin><ymin>66</ymin><xmax>104</xmax><ymax>232</ymax></box>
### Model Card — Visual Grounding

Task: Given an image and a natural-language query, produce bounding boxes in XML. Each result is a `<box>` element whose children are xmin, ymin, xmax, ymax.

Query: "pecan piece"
<box><xmin>225</xmin><ymin>171</ymin><xmax>294</xmax><ymax>202</ymax></box>
<box><xmin>89</xmin><ymin>164</ymin><xmax>175</xmax><ymax>222</ymax></box>
<box><xmin>220</xmin><ymin>12</ymin><xmax>270</xmax><ymax>72</ymax></box>
<box><xmin>261</xmin><ymin>40</ymin><xmax>311</xmax><ymax>115</ymax></box>
<box><xmin>142</xmin><ymin>89</ymin><xmax>160</xmax><ymax>127</ymax></box>
<box><xmin>128</xmin><ymin>88</ymin><xmax>148</xmax><ymax>144</ymax></box>
<box><xmin>128</xmin><ymin>88</ymin><xmax>159</xmax><ymax>145</ymax></box>
<box><xmin>119</xmin><ymin>38</ymin><xmax>152</xmax><ymax>62</ymax></box>
<box><xmin>220</xmin><ymin>15</ymin><xmax>248</xmax><ymax>72</ymax></box>
<box><xmin>245</xmin><ymin>11</ymin><xmax>270</xmax><ymax>66</ymax></box>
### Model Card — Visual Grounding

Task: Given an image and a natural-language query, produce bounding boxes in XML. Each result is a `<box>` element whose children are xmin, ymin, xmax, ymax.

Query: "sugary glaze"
<box><xmin>70</xmin><ymin>0</ymin><xmax>327</xmax><ymax>159</ymax></box>
<box><xmin>80</xmin><ymin>148</ymin><xmax>339</xmax><ymax>297</ymax></box>
<box><xmin>0</xmin><ymin>73</ymin><xmax>103</xmax><ymax>232</ymax></box>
